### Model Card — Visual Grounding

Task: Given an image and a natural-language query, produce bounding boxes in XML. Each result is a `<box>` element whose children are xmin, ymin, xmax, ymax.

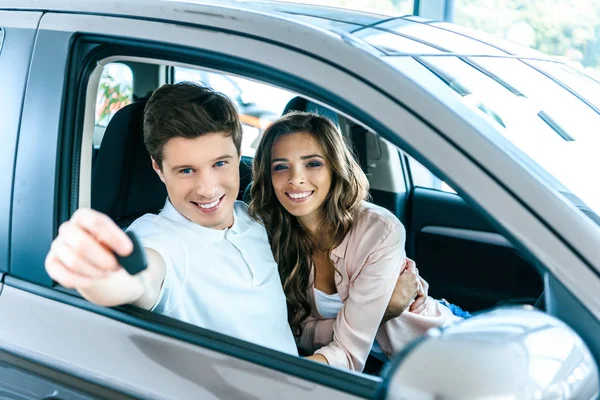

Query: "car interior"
<box><xmin>84</xmin><ymin>59</ymin><xmax>545</xmax><ymax>372</ymax></box>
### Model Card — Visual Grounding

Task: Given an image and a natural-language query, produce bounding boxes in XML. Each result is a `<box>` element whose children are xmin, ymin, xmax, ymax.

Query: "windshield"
<box><xmin>388</xmin><ymin>55</ymin><xmax>600</xmax><ymax>221</ymax></box>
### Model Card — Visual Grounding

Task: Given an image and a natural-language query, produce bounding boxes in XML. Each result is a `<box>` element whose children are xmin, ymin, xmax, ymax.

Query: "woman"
<box><xmin>249</xmin><ymin>112</ymin><xmax>463</xmax><ymax>372</ymax></box>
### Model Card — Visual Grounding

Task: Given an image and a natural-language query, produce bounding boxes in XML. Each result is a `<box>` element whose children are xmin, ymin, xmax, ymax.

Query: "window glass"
<box><xmin>0</xmin><ymin>28</ymin><xmax>4</xmax><ymax>55</ymax></box>
<box><xmin>407</xmin><ymin>155</ymin><xmax>456</xmax><ymax>193</ymax></box>
<box><xmin>174</xmin><ymin>67</ymin><xmax>296</xmax><ymax>157</ymax></box>
<box><xmin>375</xmin><ymin>19</ymin><xmax>507</xmax><ymax>55</ymax></box>
<box><xmin>392</xmin><ymin>55</ymin><xmax>600</xmax><ymax>217</ymax></box>
<box><xmin>95</xmin><ymin>63</ymin><xmax>133</xmax><ymax>127</ymax></box>
<box><xmin>468</xmin><ymin>57</ymin><xmax>600</xmax><ymax>145</ymax></box>
<box><xmin>430</xmin><ymin>22</ymin><xmax>550</xmax><ymax>59</ymax></box>
<box><xmin>268</xmin><ymin>0</ymin><xmax>413</xmax><ymax>16</ymax></box>
<box><xmin>93</xmin><ymin>63</ymin><xmax>133</xmax><ymax>149</ymax></box>
<box><xmin>525</xmin><ymin>60</ymin><xmax>600</xmax><ymax>111</ymax></box>
<box><xmin>453</xmin><ymin>0</ymin><xmax>600</xmax><ymax>80</ymax></box>
<box><xmin>353</xmin><ymin>28</ymin><xmax>444</xmax><ymax>54</ymax></box>
<box><xmin>406</xmin><ymin>154</ymin><xmax>456</xmax><ymax>193</ymax></box>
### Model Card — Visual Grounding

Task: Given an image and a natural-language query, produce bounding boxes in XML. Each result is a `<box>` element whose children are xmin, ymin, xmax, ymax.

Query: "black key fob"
<box><xmin>116</xmin><ymin>231</ymin><xmax>148</xmax><ymax>275</ymax></box>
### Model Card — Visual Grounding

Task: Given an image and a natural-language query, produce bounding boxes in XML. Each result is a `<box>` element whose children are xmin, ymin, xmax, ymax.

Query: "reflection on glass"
<box><xmin>431</xmin><ymin>22</ymin><xmax>549</xmax><ymax>59</ymax></box>
<box><xmin>376</xmin><ymin>19</ymin><xmax>507</xmax><ymax>55</ymax></box>
<box><xmin>266</xmin><ymin>0</ymin><xmax>413</xmax><ymax>17</ymax></box>
<box><xmin>353</xmin><ymin>28</ymin><xmax>443</xmax><ymax>54</ymax></box>
<box><xmin>414</xmin><ymin>56</ymin><xmax>600</xmax><ymax>218</ymax></box>
<box><xmin>95</xmin><ymin>63</ymin><xmax>133</xmax><ymax>128</ymax></box>
<box><xmin>174</xmin><ymin>67</ymin><xmax>296</xmax><ymax>157</ymax></box>
<box><xmin>526</xmin><ymin>60</ymin><xmax>600</xmax><ymax>111</ymax></box>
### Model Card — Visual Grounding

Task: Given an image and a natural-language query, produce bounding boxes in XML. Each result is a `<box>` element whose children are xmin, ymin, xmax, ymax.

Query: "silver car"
<box><xmin>0</xmin><ymin>1</ymin><xmax>598</xmax><ymax>399</ymax></box>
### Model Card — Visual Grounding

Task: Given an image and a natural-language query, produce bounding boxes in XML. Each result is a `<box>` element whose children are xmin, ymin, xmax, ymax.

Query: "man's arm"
<box><xmin>45</xmin><ymin>209</ymin><xmax>165</xmax><ymax>309</ymax></box>
<box><xmin>382</xmin><ymin>258</ymin><xmax>420</xmax><ymax>324</ymax></box>
<box><xmin>77</xmin><ymin>248</ymin><xmax>166</xmax><ymax>309</ymax></box>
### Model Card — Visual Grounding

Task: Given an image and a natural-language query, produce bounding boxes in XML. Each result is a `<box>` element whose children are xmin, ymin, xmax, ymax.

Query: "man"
<box><xmin>45</xmin><ymin>82</ymin><xmax>424</xmax><ymax>357</ymax></box>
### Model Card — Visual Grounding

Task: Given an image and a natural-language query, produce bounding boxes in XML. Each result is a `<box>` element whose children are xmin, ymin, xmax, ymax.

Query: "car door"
<box><xmin>404</xmin><ymin>166</ymin><xmax>543</xmax><ymax>312</ymax></box>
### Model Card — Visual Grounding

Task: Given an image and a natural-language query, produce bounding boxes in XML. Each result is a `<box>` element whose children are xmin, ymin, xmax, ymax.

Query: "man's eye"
<box><xmin>273</xmin><ymin>164</ymin><xmax>288</xmax><ymax>171</ymax></box>
<box><xmin>214</xmin><ymin>161</ymin><xmax>227</xmax><ymax>167</ymax></box>
<box><xmin>180</xmin><ymin>168</ymin><xmax>193</xmax><ymax>174</ymax></box>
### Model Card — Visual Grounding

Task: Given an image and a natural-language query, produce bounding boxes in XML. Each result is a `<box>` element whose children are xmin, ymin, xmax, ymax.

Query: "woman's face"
<box><xmin>270</xmin><ymin>132</ymin><xmax>333</xmax><ymax>225</ymax></box>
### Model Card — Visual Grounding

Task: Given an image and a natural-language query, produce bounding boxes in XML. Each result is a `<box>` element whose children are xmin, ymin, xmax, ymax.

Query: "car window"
<box><xmin>93</xmin><ymin>63</ymin><xmax>133</xmax><ymax>149</ymax></box>
<box><xmin>430</xmin><ymin>22</ymin><xmax>551</xmax><ymax>60</ymax></box>
<box><xmin>173</xmin><ymin>67</ymin><xmax>296</xmax><ymax>157</ymax></box>
<box><xmin>405</xmin><ymin>56</ymin><xmax>600</xmax><ymax>220</ymax></box>
<box><xmin>524</xmin><ymin>60</ymin><xmax>600</xmax><ymax>112</ymax></box>
<box><xmin>95</xmin><ymin>63</ymin><xmax>134</xmax><ymax>128</ymax></box>
<box><xmin>173</xmin><ymin>67</ymin><xmax>295</xmax><ymax>157</ymax></box>
<box><xmin>353</xmin><ymin>28</ymin><xmax>444</xmax><ymax>55</ymax></box>
<box><xmin>375</xmin><ymin>19</ymin><xmax>507</xmax><ymax>56</ymax></box>
<box><xmin>406</xmin><ymin>154</ymin><xmax>456</xmax><ymax>193</ymax></box>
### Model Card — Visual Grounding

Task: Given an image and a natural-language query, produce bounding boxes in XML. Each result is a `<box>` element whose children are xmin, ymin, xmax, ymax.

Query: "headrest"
<box><xmin>282</xmin><ymin>96</ymin><xmax>340</xmax><ymax>127</ymax></box>
<box><xmin>91</xmin><ymin>102</ymin><xmax>167</xmax><ymax>220</ymax></box>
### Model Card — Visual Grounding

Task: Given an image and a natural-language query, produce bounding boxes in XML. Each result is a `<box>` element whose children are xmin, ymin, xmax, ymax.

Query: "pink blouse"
<box><xmin>297</xmin><ymin>202</ymin><xmax>461</xmax><ymax>371</ymax></box>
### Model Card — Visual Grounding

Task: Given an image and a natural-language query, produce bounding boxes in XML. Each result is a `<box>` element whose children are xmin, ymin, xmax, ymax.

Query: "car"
<box><xmin>0</xmin><ymin>0</ymin><xmax>599</xmax><ymax>399</ymax></box>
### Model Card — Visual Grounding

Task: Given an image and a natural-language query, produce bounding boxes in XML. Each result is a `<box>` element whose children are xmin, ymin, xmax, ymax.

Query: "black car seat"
<box><xmin>283</xmin><ymin>97</ymin><xmax>368</xmax><ymax>173</ymax></box>
<box><xmin>281</xmin><ymin>97</ymin><xmax>341</xmax><ymax>127</ymax></box>
<box><xmin>91</xmin><ymin>102</ymin><xmax>167</xmax><ymax>228</ymax></box>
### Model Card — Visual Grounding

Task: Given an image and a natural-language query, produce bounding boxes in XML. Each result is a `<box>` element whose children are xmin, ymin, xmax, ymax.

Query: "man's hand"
<box><xmin>410</xmin><ymin>274</ymin><xmax>430</xmax><ymax>314</ymax></box>
<box><xmin>45</xmin><ymin>208</ymin><xmax>133</xmax><ymax>289</ymax></box>
<box><xmin>382</xmin><ymin>259</ymin><xmax>420</xmax><ymax>324</ymax></box>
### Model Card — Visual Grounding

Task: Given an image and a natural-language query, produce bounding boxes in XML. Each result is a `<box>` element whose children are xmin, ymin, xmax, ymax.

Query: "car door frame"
<box><xmin>0</xmin><ymin>10</ymin><xmax>43</xmax><ymax>275</ymax></box>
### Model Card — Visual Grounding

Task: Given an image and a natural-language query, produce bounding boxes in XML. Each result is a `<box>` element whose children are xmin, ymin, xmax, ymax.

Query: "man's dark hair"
<box><xmin>143</xmin><ymin>82</ymin><xmax>242</xmax><ymax>168</ymax></box>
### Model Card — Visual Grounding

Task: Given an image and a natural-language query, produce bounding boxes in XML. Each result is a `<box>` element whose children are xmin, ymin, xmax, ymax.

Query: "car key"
<box><xmin>116</xmin><ymin>231</ymin><xmax>148</xmax><ymax>275</ymax></box>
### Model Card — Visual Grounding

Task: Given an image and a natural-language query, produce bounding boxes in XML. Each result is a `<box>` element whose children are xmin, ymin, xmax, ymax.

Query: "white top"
<box><xmin>128</xmin><ymin>199</ymin><xmax>298</xmax><ymax>356</ymax></box>
<box><xmin>313</xmin><ymin>288</ymin><xmax>343</xmax><ymax>319</ymax></box>
<box><xmin>313</xmin><ymin>288</ymin><xmax>388</xmax><ymax>361</ymax></box>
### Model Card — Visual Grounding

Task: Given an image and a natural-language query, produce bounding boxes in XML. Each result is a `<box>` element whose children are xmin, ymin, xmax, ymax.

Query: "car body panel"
<box><xmin>0</xmin><ymin>283</ymin><xmax>364</xmax><ymax>399</ymax></box>
<box><xmin>10</xmin><ymin>25</ymin><xmax>73</xmax><ymax>285</ymax></box>
<box><xmin>0</xmin><ymin>11</ymin><xmax>42</xmax><ymax>273</ymax></box>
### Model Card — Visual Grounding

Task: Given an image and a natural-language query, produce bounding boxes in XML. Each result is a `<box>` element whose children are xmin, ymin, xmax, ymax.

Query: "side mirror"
<box><xmin>382</xmin><ymin>307</ymin><xmax>599</xmax><ymax>399</ymax></box>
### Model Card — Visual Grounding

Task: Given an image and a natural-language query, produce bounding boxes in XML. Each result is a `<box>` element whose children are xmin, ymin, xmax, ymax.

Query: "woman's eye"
<box><xmin>273</xmin><ymin>164</ymin><xmax>288</xmax><ymax>171</ymax></box>
<box><xmin>180</xmin><ymin>168</ymin><xmax>193</xmax><ymax>174</ymax></box>
<box><xmin>306</xmin><ymin>161</ymin><xmax>322</xmax><ymax>168</ymax></box>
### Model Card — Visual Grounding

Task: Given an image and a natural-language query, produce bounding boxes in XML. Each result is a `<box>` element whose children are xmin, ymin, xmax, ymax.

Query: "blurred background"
<box><xmin>279</xmin><ymin>0</ymin><xmax>600</xmax><ymax>81</ymax></box>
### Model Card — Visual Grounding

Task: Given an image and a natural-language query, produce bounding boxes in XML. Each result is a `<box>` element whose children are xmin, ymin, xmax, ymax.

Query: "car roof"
<box><xmin>1</xmin><ymin>0</ymin><xmax>553</xmax><ymax>59</ymax></box>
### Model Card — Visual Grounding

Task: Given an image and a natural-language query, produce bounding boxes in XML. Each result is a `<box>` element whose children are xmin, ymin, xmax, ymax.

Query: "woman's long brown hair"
<box><xmin>249</xmin><ymin>112</ymin><xmax>369</xmax><ymax>336</ymax></box>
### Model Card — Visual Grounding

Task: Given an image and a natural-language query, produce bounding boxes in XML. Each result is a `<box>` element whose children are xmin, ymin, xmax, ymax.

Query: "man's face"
<box><xmin>153</xmin><ymin>133</ymin><xmax>240</xmax><ymax>230</ymax></box>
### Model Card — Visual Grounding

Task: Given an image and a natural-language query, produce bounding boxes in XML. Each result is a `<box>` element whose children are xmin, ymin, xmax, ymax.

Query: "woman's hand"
<box><xmin>381</xmin><ymin>259</ymin><xmax>420</xmax><ymax>324</ymax></box>
<box><xmin>410</xmin><ymin>273</ymin><xmax>430</xmax><ymax>314</ymax></box>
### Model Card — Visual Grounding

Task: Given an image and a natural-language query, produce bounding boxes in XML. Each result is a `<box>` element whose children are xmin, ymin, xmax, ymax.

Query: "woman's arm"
<box><xmin>313</xmin><ymin>221</ymin><xmax>406</xmax><ymax>371</ymax></box>
<box><xmin>300</xmin><ymin>259</ymin><xmax>420</xmax><ymax>354</ymax></box>
<box><xmin>298</xmin><ymin>315</ymin><xmax>335</xmax><ymax>355</ymax></box>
